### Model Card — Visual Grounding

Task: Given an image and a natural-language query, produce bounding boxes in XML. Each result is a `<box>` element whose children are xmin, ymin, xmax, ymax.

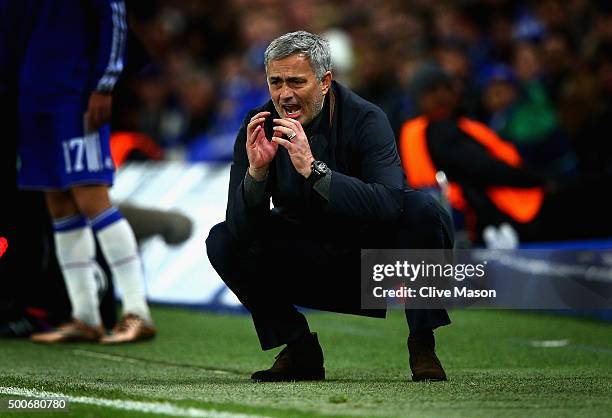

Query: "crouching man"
<box><xmin>207</xmin><ymin>31</ymin><xmax>451</xmax><ymax>382</ymax></box>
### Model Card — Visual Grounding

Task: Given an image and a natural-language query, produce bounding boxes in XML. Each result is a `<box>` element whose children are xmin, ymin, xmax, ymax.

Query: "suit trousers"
<box><xmin>206</xmin><ymin>190</ymin><xmax>452</xmax><ymax>350</ymax></box>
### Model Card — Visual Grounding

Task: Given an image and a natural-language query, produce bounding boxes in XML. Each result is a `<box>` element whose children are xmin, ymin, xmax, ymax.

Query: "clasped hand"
<box><xmin>246</xmin><ymin>111</ymin><xmax>314</xmax><ymax>180</ymax></box>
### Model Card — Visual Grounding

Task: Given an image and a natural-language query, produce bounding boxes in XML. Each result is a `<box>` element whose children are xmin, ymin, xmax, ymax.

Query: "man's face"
<box><xmin>418</xmin><ymin>85</ymin><xmax>458</xmax><ymax>120</ymax></box>
<box><xmin>266</xmin><ymin>54</ymin><xmax>331</xmax><ymax>126</ymax></box>
<box><xmin>483</xmin><ymin>81</ymin><xmax>516</xmax><ymax>113</ymax></box>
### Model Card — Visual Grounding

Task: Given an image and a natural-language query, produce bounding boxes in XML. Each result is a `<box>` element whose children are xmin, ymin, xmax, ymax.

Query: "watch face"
<box><xmin>308</xmin><ymin>161</ymin><xmax>327</xmax><ymax>184</ymax></box>
<box><xmin>314</xmin><ymin>161</ymin><xmax>327</xmax><ymax>174</ymax></box>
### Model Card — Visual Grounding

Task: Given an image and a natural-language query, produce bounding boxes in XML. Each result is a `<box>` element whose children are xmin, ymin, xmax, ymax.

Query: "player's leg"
<box><xmin>17</xmin><ymin>95</ymin><xmax>116</xmax><ymax>343</ymax></box>
<box><xmin>398</xmin><ymin>190</ymin><xmax>452</xmax><ymax>381</ymax></box>
<box><xmin>30</xmin><ymin>190</ymin><xmax>103</xmax><ymax>343</ymax></box>
<box><xmin>71</xmin><ymin>184</ymin><xmax>155</xmax><ymax>343</ymax></box>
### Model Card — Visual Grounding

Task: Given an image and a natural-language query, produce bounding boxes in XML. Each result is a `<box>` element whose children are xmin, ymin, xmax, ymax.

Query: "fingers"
<box><xmin>272</xmin><ymin>125</ymin><xmax>296</xmax><ymax>139</ymax></box>
<box><xmin>92</xmin><ymin>107</ymin><xmax>110</xmax><ymax>129</ymax></box>
<box><xmin>86</xmin><ymin>110</ymin><xmax>103</xmax><ymax>131</ymax></box>
<box><xmin>86</xmin><ymin>100</ymin><xmax>111</xmax><ymax>131</ymax></box>
<box><xmin>248</xmin><ymin>125</ymin><xmax>262</xmax><ymax>147</ymax></box>
<box><xmin>247</xmin><ymin>118</ymin><xmax>266</xmax><ymax>145</ymax></box>
<box><xmin>85</xmin><ymin>112</ymin><xmax>95</xmax><ymax>132</ymax></box>
<box><xmin>273</xmin><ymin>118</ymin><xmax>303</xmax><ymax>134</ymax></box>
<box><xmin>247</xmin><ymin>112</ymin><xmax>269</xmax><ymax>131</ymax></box>
<box><xmin>250</xmin><ymin>111</ymin><xmax>270</xmax><ymax>123</ymax></box>
<box><xmin>271</xmin><ymin>136</ymin><xmax>294</xmax><ymax>151</ymax></box>
<box><xmin>100</xmin><ymin>106</ymin><xmax>111</xmax><ymax>124</ymax></box>
<box><xmin>247</xmin><ymin>117</ymin><xmax>266</xmax><ymax>132</ymax></box>
<box><xmin>247</xmin><ymin>112</ymin><xmax>271</xmax><ymax>145</ymax></box>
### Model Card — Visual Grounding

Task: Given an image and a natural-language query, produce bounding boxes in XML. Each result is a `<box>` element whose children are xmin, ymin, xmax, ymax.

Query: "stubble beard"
<box><xmin>304</xmin><ymin>92</ymin><xmax>325</xmax><ymax>127</ymax></box>
<box><xmin>273</xmin><ymin>91</ymin><xmax>325</xmax><ymax>127</ymax></box>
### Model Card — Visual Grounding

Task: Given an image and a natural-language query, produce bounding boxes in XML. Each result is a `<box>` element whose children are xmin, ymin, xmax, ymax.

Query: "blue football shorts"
<box><xmin>17</xmin><ymin>101</ymin><xmax>115</xmax><ymax>190</ymax></box>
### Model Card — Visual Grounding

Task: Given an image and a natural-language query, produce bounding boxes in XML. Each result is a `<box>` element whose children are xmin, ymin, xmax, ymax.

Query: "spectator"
<box><xmin>105</xmin><ymin>0</ymin><xmax>611</xmax><ymax>241</ymax></box>
<box><xmin>399</xmin><ymin>64</ymin><xmax>612</xmax><ymax>243</ymax></box>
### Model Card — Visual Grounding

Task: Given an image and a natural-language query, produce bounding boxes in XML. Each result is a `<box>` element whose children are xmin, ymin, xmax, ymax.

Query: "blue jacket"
<box><xmin>17</xmin><ymin>0</ymin><xmax>127</xmax><ymax>109</ymax></box>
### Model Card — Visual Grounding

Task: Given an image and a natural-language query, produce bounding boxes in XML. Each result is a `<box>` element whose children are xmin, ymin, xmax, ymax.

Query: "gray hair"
<box><xmin>264</xmin><ymin>31</ymin><xmax>332</xmax><ymax>80</ymax></box>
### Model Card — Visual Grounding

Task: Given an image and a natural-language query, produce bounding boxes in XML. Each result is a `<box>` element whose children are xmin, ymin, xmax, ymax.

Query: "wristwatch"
<box><xmin>307</xmin><ymin>160</ymin><xmax>330</xmax><ymax>186</ymax></box>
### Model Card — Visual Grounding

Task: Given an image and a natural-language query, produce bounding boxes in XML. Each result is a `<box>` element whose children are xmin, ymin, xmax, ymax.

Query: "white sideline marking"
<box><xmin>74</xmin><ymin>349</ymin><xmax>141</xmax><ymax>364</ymax></box>
<box><xmin>73</xmin><ymin>349</ymin><xmax>230</xmax><ymax>375</ymax></box>
<box><xmin>0</xmin><ymin>387</ymin><xmax>268</xmax><ymax>418</ymax></box>
<box><xmin>528</xmin><ymin>339</ymin><xmax>570</xmax><ymax>348</ymax></box>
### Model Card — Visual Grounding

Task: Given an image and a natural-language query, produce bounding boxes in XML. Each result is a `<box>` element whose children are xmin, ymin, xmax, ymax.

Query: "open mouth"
<box><xmin>282</xmin><ymin>104</ymin><xmax>302</xmax><ymax>119</ymax></box>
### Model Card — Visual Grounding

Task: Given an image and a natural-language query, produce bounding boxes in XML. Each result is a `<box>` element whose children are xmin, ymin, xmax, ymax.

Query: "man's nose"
<box><xmin>279</xmin><ymin>84</ymin><xmax>294</xmax><ymax>100</ymax></box>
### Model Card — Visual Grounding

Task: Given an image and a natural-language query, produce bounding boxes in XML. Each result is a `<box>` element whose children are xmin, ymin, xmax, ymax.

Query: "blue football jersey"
<box><xmin>17</xmin><ymin>0</ymin><xmax>127</xmax><ymax>190</ymax></box>
<box><xmin>19</xmin><ymin>0</ymin><xmax>127</xmax><ymax>109</ymax></box>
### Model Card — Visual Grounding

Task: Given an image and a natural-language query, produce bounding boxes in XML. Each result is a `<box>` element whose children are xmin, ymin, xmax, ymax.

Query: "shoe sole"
<box><xmin>251</xmin><ymin>369</ymin><xmax>325</xmax><ymax>383</ymax></box>
<box><xmin>411</xmin><ymin>375</ymin><xmax>447</xmax><ymax>382</ymax></box>
<box><xmin>31</xmin><ymin>335</ymin><xmax>101</xmax><ymax>344</ymax></box>
<box><xmin>99</xmin><ymin>333</ymin><xmax>156</xmax><ymax>345</ymax></box>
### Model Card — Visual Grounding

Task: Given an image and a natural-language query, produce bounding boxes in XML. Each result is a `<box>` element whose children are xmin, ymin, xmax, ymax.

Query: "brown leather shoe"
<box><xmin>408</xmin><ymin>331</ymin><xmax>447</xmax><ymax>381</ymax></box>
<box><xmin>251</xmin><ymin>332</ymin><xmax>325</xmax><ymax>382</ymax></box>
<box><xmin>99</xmin><ymin>313</ymin><xmax>156</xmax><ymax>345</ymax></box>
<box><xmin>30</xmin><ymin>319</ymin><xmax>103</xmax><ymax>343</ymax></box>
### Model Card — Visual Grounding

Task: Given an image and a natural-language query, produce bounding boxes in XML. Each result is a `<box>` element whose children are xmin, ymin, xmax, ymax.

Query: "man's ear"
<box><xmin>321</xmin><ymin>71</ymin><xmax>332</xmax><ymax>95</ymax></box>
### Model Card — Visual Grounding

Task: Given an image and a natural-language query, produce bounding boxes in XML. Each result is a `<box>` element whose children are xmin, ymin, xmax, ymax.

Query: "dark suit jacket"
<box><xmin>226</xmin><ymin>80</ymin><xmax>407</xmax><ymax>249</ymax></box>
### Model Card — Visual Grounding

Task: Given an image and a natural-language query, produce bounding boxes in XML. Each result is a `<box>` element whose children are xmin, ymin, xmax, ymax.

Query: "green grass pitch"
<box><xmin>1</xmin><ymin>307</ymin><xmax>611</xmax><ymax>417</ymax></box>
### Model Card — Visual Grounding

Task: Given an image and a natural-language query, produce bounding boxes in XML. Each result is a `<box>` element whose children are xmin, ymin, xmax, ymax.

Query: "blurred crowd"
<box><xmin>115</xmin><ymin>0</ymin><xmax>612</xmax><ymax>180</ymax></box>
<box><xmin>4</xmin><ymin>0</ymin><xmax>612</xmax><ymax>334</ymax></box>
